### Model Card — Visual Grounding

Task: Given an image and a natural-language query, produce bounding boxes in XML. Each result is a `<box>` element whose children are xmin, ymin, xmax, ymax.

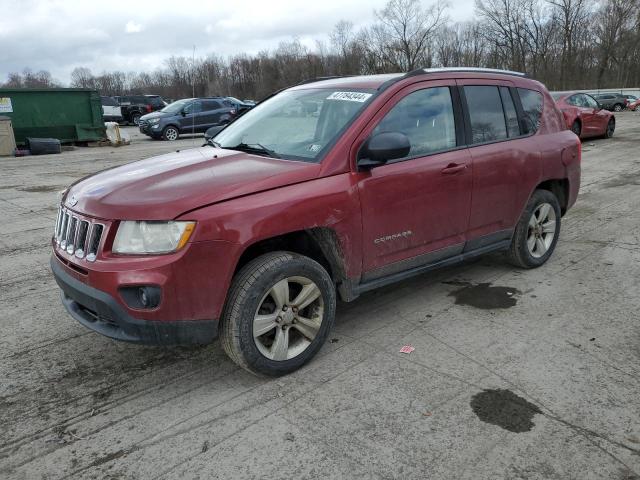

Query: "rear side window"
<box><xmin>499</xmin><ymin>87</ymin><xmax>520</xmax><ymax>138</ymax></box>
<box><xmin>373</xmin><ymin>87</ymin><xmax>457</xmax><ymax>159</ymax></box>
<box><xmin>101</xmin><ymin>96</ymin><xmax>118</xmax><ymax>107</ymax></box>
<box><xmin>517</xmin><ymin>88</ymin><xmax>543</xmax><ymax>134</ymax></box>
<box><xmin>148</xmin><ymin>96</ymin><xmax>164</xmax><ymax>107</ymax></box>
<box><xmin>202</xmin><ymin>100</ymin><xmax>222</xmax><ymax>111</ymax></box>
<box><xmin>464</xmin><ymin>86</ymin><xmax>507</xmax><ymax>144</ymax></box>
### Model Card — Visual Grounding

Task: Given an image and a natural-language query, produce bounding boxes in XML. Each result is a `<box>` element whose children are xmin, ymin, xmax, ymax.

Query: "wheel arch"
<box><xmin>536</xmin><ymin>179</ymin><xmax>569</xmax><ymax>216</ymax></box>
<box><xmin>232</xmin><ymin>227</ymin><xmax>349</xmax><ymax>299</ymax></box>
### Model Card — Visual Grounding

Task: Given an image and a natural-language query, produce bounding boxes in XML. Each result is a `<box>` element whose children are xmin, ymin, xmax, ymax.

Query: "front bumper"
<box><xmin>139</xmin><ymin>122</ymin><xmax>162</xmax><ymax>137</ymax></box>
<box><xmin>51</xmin><ymin>255</ymin><xmax>218</xmax><ymax>345</ymax></box>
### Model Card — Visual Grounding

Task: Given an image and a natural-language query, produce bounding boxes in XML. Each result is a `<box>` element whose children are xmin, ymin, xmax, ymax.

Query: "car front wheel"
<box><xmin>220</xmin><ymin>252</ymin><xmax>336</xmax><ymax>376</ymax></box>
<box><xmin>162</xmin><ymin>126</ymin><xmax>179</xmax><ymax>141</ymax></box>
<box><xmin>507</xmin><ymin>189</ymin><xmax>561</xmax><ymax>268</ymax></box>
<box><xmin>131</xmin><ymin>113</ymin><xmax>141</xmax><ymax>125</ymax></box>
<box><xmin>613</xmin><ymin>104</ymin><xmax>623</xmax><ymax>112</ymax></box>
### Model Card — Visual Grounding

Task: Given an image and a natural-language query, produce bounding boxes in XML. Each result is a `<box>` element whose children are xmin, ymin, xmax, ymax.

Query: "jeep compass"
<box><xmin>51</xmin><ymin>68</ymin><xmax>581</xmax><ymax>376</ymax></box>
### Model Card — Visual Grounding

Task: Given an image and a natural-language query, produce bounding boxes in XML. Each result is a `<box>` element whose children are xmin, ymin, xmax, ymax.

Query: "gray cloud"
<box><xmin>0</xmin><ymin>0</ymin><xmax>475</xmax><ymax>84</ymax></box>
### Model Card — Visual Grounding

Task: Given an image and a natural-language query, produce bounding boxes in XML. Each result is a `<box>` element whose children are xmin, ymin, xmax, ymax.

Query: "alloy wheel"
<box><xmin>253</xmin><ymin>276</ymin><xmax>324</xmax><ymax>361</ymax></box>
<box><xmin>527</xmin><ymin>203</ymin><xmax>556</xmax><ymax>258</ymax></box>
<box><xmin>164</xmin><ymin>127</ymin><xmax>178</xmax><ymax>141</ymax></box>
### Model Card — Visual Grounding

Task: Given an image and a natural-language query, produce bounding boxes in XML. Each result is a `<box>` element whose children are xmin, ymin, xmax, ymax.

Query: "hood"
<box><xmin>140</xmin><ymin>111</ymin><xmax>168</xmax><ymax>121</ymax></box>
<box><xmin>64</xmin><ymin>148</ymin><xmax>320</xmax><ymax>220</ymax></box>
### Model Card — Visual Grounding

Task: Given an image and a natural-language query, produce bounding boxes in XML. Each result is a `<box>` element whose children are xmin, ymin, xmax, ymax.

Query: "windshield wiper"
<box><xmin>228</xmin><ymin>142</ymin><xmax>280</xmax><ymax>158</ymax></box>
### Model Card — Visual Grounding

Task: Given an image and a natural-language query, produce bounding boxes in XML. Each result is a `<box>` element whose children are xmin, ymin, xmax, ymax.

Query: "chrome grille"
<box><xmin>54</xmin><ymin>206</ymin><xmax>104</xmax><ymax>262</ymax></box>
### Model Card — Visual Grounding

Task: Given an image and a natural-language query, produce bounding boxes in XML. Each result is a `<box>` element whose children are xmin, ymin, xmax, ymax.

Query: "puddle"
<box><xmin>19</xmin><ymin>185</ymin><xmax>64</xmax><ymax>193</ymax></box>
<box><xmin>445</xmin><ymin>281</ymin><xmax>520</xmax><ymax>309</ymax></box>
<box><xmin>470</xmin><ymin>389</ymin><xmax>541</xmax><ymax>433</ymax></box>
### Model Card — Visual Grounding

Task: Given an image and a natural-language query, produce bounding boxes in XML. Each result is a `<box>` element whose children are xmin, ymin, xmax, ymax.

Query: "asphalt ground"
<box><xmin>1</xmin><ymin>114</ymin><xmax>639</xmax><ymax>479</ymax></box>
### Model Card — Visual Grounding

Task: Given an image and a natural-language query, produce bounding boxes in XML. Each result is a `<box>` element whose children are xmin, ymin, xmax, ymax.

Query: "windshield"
<box><xmin>161</xmin><ymin>99</ymin><xmax>193</xmax><ymax>113</ymax></box>
<box><xmin>214</xmin><ymin>88</ymin><xmax>374</xmax><ymax>162</ymax></box>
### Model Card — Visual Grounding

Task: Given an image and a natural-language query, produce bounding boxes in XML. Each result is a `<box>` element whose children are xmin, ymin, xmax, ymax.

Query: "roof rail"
<box><xmin>296</xmin><ymin>76</ymin><xmax>352</xmax><ymax>86</ymax></box>
<box><xmin>405</xmin><ymin>67</ymin><xmax>527</xmax><ymax>78</ymax></box>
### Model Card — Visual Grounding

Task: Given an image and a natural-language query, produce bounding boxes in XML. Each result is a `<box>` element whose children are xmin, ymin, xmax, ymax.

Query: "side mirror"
<box><xmin>180</xmin><ymin>110</ymin><xmax>187</xmax><ymax>117</ymax></box>
<box><xmin>357</xmin><ymin>132</ymin><xmax>411</xmax><ymax>170</ymax></box>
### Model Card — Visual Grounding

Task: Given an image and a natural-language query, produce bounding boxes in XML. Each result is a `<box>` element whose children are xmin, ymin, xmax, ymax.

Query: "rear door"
<box><xmin>200</xmin><ymin>100</ymin><xmax>223</xmax><ymax>129</ymax></box>
<box><xmin>458</xmin><ymin>81</ymin><xmax>540</xmax><ymax>247</ymax></box>
<box><xmin>356</xmin><ymin>80</ymin><xmax>473</xmax><ymax>280</ymax></box>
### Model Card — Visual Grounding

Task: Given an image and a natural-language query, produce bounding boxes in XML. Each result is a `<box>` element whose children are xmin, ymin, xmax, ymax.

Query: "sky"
<box><xmin>0</xmin><ymin>0</ymin><xmax>476</xmax><ymax>84</ymax></box>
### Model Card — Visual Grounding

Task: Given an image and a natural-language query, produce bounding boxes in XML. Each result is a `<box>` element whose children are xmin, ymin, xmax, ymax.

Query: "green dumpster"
<box><xmin>0</xmin><ymin>88</ymin><xmax>106</xmax><ymax>145</ymax></box>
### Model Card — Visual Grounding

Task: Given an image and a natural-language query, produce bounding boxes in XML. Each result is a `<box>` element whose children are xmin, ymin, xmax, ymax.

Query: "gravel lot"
<box><xmin>1</xmin><ymin>116</ymin><xmax>639</xmax><ymax>479</ymax></box>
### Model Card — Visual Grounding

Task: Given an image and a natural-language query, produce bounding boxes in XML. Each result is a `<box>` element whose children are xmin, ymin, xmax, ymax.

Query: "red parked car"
<box><xmin>52</xmin><ymin>68</ymin><xmax>581</xmax><ymax>376</ymax></box>
<box><xmin>622</xmin><ymin>94</ymin><xmax>639</xmax><ymax>111</ymax></box>
<box><xmin>551</xmin><ymin>91</ymin><xmax>615</xmax><ymax>139</ymax></box>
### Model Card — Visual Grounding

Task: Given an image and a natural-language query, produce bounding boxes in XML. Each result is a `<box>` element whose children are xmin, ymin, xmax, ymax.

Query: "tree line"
<box><xmin>3</xmin><ymin>0</ymin><xmax>639</xmax><ymax>100</ymax></box>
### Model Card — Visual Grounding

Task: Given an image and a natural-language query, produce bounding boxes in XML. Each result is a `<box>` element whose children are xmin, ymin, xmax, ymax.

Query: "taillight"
<box><xmin>146</xmin><ymin>105</ymin><xmax>152</xmax><ymax>112</ymax></box>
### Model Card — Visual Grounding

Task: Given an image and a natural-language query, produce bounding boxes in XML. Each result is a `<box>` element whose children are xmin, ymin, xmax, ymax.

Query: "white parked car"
<box><xmin>100</xmin><ymin>96</ymin><xmax>123</xmax><ymax>123</ymax></box>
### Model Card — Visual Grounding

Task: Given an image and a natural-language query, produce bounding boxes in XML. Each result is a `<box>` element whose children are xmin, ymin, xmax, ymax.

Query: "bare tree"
<box><xmin>70</xmin><ymin>67</ymin><xmax>95</xmax><ymax>88</ymax></box>
<box><xmin>372</xmin><ymin>0</ymin><xmax>449</xmax><ymax>71</ymax></box>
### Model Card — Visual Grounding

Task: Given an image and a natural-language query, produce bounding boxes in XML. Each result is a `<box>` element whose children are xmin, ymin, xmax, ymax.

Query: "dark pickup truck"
<box><xmin>115</xmin><ymin>95</ymin><xmax>166</xmax><ymax>125</ymax></box>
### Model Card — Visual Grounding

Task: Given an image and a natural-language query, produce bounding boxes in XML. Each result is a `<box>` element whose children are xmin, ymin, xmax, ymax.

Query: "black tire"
<box><xmin>604</xmin><ymin>118</ymin><xmax>615</xmax><ymax>138</ymax></box>
<box><xmin>220</xmin><ymin>251</ymin><xmax>336</xmax><ymax>376</ymax></box>
<box><xmin>571</xmin><ymin>120</ymin><xmax>581</xmax><ymax>137</ymax></box>
<box><xmin>507</xmin><ymin>189</ymin><xmax>561</xmax><ymax>269</ymax></box>
<box><xmin>613</xmin><ymin>103</ymin><xmax>623</xmax><ymax>112</ymax></box>
<box><xmin>131</xmin><ymin>113</ymin><xmax>142</xmax><ymax>126</ymax></box>
<box><xmin>162</xmin><ymin>125</ymin><xmax>179</xmax><ymax>141</ymax></box>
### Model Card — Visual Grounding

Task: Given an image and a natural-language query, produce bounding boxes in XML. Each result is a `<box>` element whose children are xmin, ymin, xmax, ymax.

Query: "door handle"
<box><xmin>441</xmin><ymin>163</ymin><xmax>467</xmax><ymax>175</ymax></box>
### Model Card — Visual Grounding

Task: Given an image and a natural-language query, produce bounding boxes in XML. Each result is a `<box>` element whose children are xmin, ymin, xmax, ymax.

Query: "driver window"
<box><xmin>184</xmin><ymin>101</ymin><xmax>201</xmax><ymax>114</ymax></box>
<box><xmin>372</xmin><ymin>87</ymin><xmax>456</xmax><ymax>160</ymax></box>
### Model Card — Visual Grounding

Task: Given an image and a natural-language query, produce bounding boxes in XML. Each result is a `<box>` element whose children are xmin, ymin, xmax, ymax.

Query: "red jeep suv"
<box><xmin>51</xmin><ymin>68</ymin><xmax>581</xmax><ymax>376</ymax></box>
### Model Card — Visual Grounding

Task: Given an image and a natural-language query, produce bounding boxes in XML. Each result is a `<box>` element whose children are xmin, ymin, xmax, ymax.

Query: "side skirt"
<box><xmin>341</xmin><ymin>239</ymin><xmax>512</xmax><ymax>299</ymax></box>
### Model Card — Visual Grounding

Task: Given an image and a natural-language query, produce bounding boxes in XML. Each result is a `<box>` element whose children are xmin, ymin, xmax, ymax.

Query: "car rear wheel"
<box><xmin>131</xmin><ymin>113</ymin><xmax>141</xmax><ymax>126</ymax></box>
<box><xmin>571</xmin><ymin>121</ymin><xmax>581</xmax><ymax>137</ymax></box>
<box><xmin>613</xmin><ymin>103</ymin><xmax>623</xmax><ymax>112</ymax></box>
<box><xmin>162</xmin><ymin>126</ymin><xmax>179</xmax><ymax>141</ymax></box>
<box><xmin>220</xmin><ymin>252</ymin><xmax>336</xmax><ymax>376</ymax></box>
<box><xmin>507</xmin><ymin>189</ymin><xmax>561</xmax><ymax>269</ymax></box>
<box><xmin>604</xmin><ymin>118</ymin><xmax>615</xmax><ymax>138</ymax></box>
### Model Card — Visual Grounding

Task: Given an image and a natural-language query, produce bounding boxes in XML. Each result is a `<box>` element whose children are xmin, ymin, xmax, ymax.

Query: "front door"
<box><xmin>356</xmin><ymin>82</ymin><xmax>472</xmax><ymax>281</ymax></box>
<box><xmin>179</xmin><ymin>100</ymin><xmax>202</xmax><ymax>133</ymax></box>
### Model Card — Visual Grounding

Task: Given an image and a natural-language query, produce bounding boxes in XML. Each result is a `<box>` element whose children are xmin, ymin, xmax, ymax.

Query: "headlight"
<box><xmin>148</xmin><ymin>118</ymin><xmax>160</xmax><ymax>124</ymax></box>
<box><xmin>113</xmin><ymin>221</ymin><xmax>196</xmax><ymax>254</ymax></box>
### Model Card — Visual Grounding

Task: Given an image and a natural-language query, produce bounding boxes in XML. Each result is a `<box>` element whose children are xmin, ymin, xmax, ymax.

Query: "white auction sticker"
<box><xmin>326</xmin><ymin>91</ymin><xmax>372</xmax><ymax>103</ymax></box>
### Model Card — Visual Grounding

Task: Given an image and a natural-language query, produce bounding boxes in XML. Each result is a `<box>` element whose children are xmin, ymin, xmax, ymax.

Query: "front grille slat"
<box><xmin>86</xmin><ymin>224</ymin><xmax>104</xmax><ymax>262</ymax></box>
<box><xmin>60</xmin><ymin>213</ymin><xmax>71</xmax><ymax>249</ymax></box>
<box><xmin>54</xmin><ymin>206</ymin><xmax>105</xmax><ymax>262</ymax></box>
<box><xmin>66</xmin><ymin>217</ymin><xmax>78</xmax><ymax>254</ymax></box>
<box><xmin>75</xmin><ymin>220</ymin><xmax>89</xmax><ymax>258</ymax></box>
